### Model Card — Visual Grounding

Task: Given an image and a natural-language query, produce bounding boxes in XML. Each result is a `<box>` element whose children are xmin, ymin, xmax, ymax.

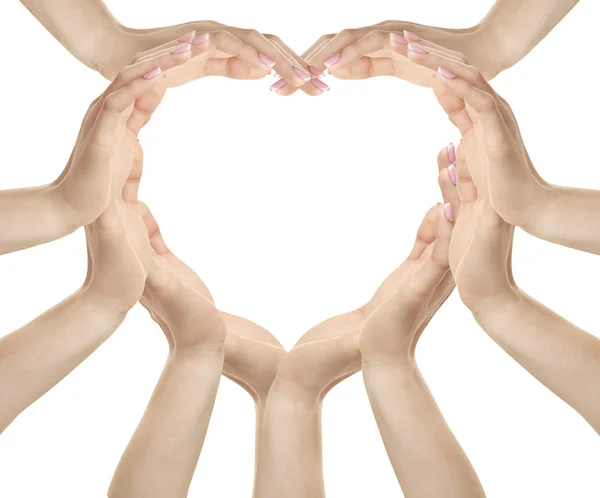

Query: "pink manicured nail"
<box><xmin>293</xmin><ymin>66</ymin><xmax>311</xmax><ymax>82</ymax></box>
<box><xmin>438</xmin><ymin>67</ymin><xmax>456</xmax><ymax>79</ymax></box>
<box><xmin>390</xmin><ymin>33</ymin><xmax>408</xmax><ymax>45</ymax></box>
<box><xmin>444</xmin><ymin>203</ymin><xmax>453</xmax><ymax>222</ymax></box>
<box><xmin>448</xmin><ymin>165</ymin><xmax>458</xmax><ymax>186</ymax></box>
<box><xmin>192</xmin><ymin>33</ymin><xmax>210</xmax><ymax>45</ymax></box>
<box><xmin>324</xmin><ymin>53</ymin><xmax>341</xmax><ymax>68</ymax></box>
<box><xmin>270</xmin><ymin>78</ymin><xmax>286</xmax><ymax>91</ymax></box>
<box><xmin>171</xmin><ymin>43</ymin><xmax>191</xmax><ymax>54</ymax></box>
<box><xmin>404</xmin><ymin>31</ymin><xmax>421</xmax><ymax>42</ymax></box>
<box><xmin>178</xmin><ymin>32</ymin><xmax>195</xmax><ymax>42</ymax></box>
<box><xmin>448</xmin><ymin>143</ymin><xmax>456</xmax><ymax>164</ymax></box>
<box><xmin>311</xmin><ymin>78</ymin><xmax>330</xmax><ymax>92</ymax></box>
<box><xmin>309</xmin><ymin>65</ymin><xmax>325</xmax><ymax>77</ymax></box>
<box><xmin>259</xmin><ymin>54</ymin><xmax>276</xmax><ymax>68</ymax></box>
<box><xmin>143</xmin><ymin>67</ymin><xmax>162</xmax><ymax>80</ymax></box>
<box><xmin>408</xmin><ymin>43</ymin><xmax>428</xmax><ymax>54</ymax></box>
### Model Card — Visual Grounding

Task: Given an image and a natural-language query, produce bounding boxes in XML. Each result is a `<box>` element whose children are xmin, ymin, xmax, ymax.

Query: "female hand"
<box><xmin>274</xmin><ymin>311</ymin><xmax>363</xmax><ymax>401</ymax></box>
<box><xmin>100</xmin><ymin>23</ymin><xmax>314</xmax><ymax>89</ymax></box>
<box><xmin>360</xmin><ymin>201</ymin><xmax>454</xmax><ymax>365</ymax></box>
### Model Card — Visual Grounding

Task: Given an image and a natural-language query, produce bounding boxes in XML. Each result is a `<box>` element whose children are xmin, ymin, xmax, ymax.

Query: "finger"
<box><xmin>437</xmin><ymin>144</ymin><xmax>461</xmax><ymax>215</ymax></box>
<box><xmin>329</xmin><ymin>30</ymin><xmax>392</xmax><ymax>71</ymax></box>
<box><xmin>407</xmin><ymin>204</ymin><xmax>440</xmax><ymax>261</ymax></box>
<box><xmin>303</xmin><ymin>37</ymin><xmax>334</xmax><ymax>77</ymax></box>
<box><xmin>134</xmin><ymin>31</ymin><xmax>197</xmax><ymax>62</ymax></box>
<box><xmin>139</xmin><ymin>203</ymin><xmax>171</xmax><ymax>256</ymax></box>
<box><xmin>122</xmin><ymin>141</ymin><xmax>144</xmax><ymax>203</ymax></box>
<box><xmin>455</xmin><ymin>138</ymin><xmax>478</xmax><ymax>204</ymax></box>
<box><xmin>432</xmin><ymin>75</ymin><xmax>473</xmax><ymax>135</ymax></box>
<box><xmin>436</xmin><ymin>74</ymin><xmax>514</xmax><ymax>155</ymax></box>
<box><xmin>410</xmin><ymin>206</ymin><xmax>453</xmax><ymax>295</ymax></box>
<box><xmin>306</xmin><ymin>28</ymin><xmax>364</xmax><ymax>74</ymax></box>
<box><xmin>105</xmin><ymin>41</ymin><xmax>194</xmax><ymax>94</ymax></box>
<box><xmin>240</xmin><ymin>30</ymin><xmax>311</xmax><ymax>87</ymax></box>
<box><xmin>266</xmin><ymin>36</ymin><xmax>328</xmax><ymax>96</ymax></box>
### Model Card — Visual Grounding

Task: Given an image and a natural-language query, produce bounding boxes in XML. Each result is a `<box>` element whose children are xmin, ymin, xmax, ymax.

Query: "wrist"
<box><xmin>267</xmin><ymin>375</ymin><xmax>321</xmax><ymax>409</ymax></box>
<box><xmin>469</xmin><ymin>285</ymin><xmax>522</xmax><ymax>323</ymax></box>
<box><xmin>93</xmin><ymin>25</ymin><xmax>144</xmax><ymax>80</ymax></box>
<box><xmin>76</xmin><ymin>285</ymin><xmax>129</xmax><ymax>326</ymax></box>
<box><xmin>80</xmin><ymin>279</ymin><xmax>138</xmax><ymax>318</ymax></box>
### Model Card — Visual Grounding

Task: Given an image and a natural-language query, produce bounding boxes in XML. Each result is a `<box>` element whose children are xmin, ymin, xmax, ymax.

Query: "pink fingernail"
<box><xmin>448</xmin><ymin>143</ymin><xmax>456</xmax><ymax>163</ymax></box>
<box><xmin>270</xmin><ymin>78</ymin><xmax>286</xmax><ymax>91</ymax></box>
<box><xmin>324</xmin><ymin>53</ymin><xmax>341</xmax><ymax>68</ymax></box>
<box><xmin>404</xmin><ymin>31</ymin><xmax>421</xmax><ymax>42</ymax></box>
<box><xmin>309</xmin><ymin>65</ymin><xmax>325</xmax><ymax>77</ymax></box>
<box><xmin>259</xmin><ymin>54</ymin><xmax>276</xmax><ymax>68</ymax></box>
<box><xmin>444</xmin><ymin>203</ymin><xmax>453</xmax><ymax>222</ymax></box>
<box><xmin>408</xmin><ymin>43</ymin><xmax>428</xmax><ymax>54</ymax></box>
<box><xmin>311</xmin><ymin>78</ymin><xmax>330</xmax><ymax>92</ymax></box>
<box><xmin>171</xmin><ymin>43</ymin><xmax>191</xmax><ymax>54</ymax></box>
<box><xmin>294</xmin><ymin>66</ymin><xmax>311</xmax><ymax>82</ymax></box>
<box><xmin>390</xmin><ymin>33</ymin><xmax>408</xmax><ymax>45</ymax></box>
<box><xmin>192</xmin><ymin>33</ymin><xmax>210</xmax><ymax>45</ymax></box>
<box><xmin>448</xmin><ymin>165</ymin><xmax>458</xmax><ymax>186</ymax></box>
<box><xmin>178</xmin><ymin>32</ymin><xmax>195</xmax><ymax>42</ymax></box>
<box><xmin>143</xmin><ymin>67</ymin><xmax>162</xmax><ymax>80</ymax></box>
<box><xmin>438</xmin><ymin>67</ymin><xmax>456</xmax><ymax>79</ymax></box>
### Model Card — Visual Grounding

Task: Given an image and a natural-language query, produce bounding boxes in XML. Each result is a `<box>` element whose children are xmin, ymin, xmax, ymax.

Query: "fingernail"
<box><xmin>192</xmin><ymin>33</ymin><xmax>210</xmax><ymax>45</ymax></box>
<box><xmin>438</xmin><ymin>67</ymin><xmax>456</xmax><ymax>79</ymax></box>
<box><xmin>293</xmin><ymin>66</ymin><xmax>311</xmax><ymax>82</ymax></box>
<box><xmin>448</xmin><ymin>143</ymin><xmax>456</xmax><ymax>164</ymax></box>
<box><xmin>270</xmin><ymin>78</ymin><xmax>286</xmax><ymax>91</ymax></box>
<box><xmin>324</xmin><ymin>53</ymin><xmax>342</xmax><ymax>68</ymax></box>
<box><xmin>408</xmin><ymin>43</ymin><xmax>428</xmax><ymax>54</ymax></box>
<box><xmin>259</xmin><ymin>54</ymin><xmax>276</xmax><ymax>68</ymax></box>
<box><xmin>143</xmin><ymin>67</ymin><xmax>162</xmax><ymax>80</ymax></box>
<box><xmin>444</xmin><ymin>203</ymin><xmax>453</xmax><ymax>222</ymax></box>
<box><xmin>390</xmin><ymin>33</ymin><xmax>408</xmax><ymax>45</ymax></box>
<box><xmin>171</xmin><ymin>43</ymin><xmax>191</xmax><ymax>54</ymax></box>
<box><xmin>309</xmin><ymin>65</ymin><xmax>325</xmax><ymax>77</ymax></box>
<box><xmin>448</xmin><ymin>165</ymin><xmax>458</xmax><ymax>186</ymax></box>
<box><xmin>178</xmin><ymin>31</ymin><xmax>195</xmax><ymax>42</ymax></box>
<box><xmin>311</xmin><ymin>78</ymin><xmax>330</xmax><ymax>92</ymax></box>
<box><xmin>404</xmin><ymin>31</ymin><xmax>421</xmax><ymax>42</ymax></box>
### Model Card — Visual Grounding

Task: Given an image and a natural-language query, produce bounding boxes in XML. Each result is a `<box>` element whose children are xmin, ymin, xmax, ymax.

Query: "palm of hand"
<box><xmin>276</xmin><ymin>312</ymin><xmax>364</xmax><ymax>399</ymax></box>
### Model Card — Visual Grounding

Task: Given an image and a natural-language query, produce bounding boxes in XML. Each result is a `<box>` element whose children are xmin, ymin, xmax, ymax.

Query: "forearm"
<box><xmin>528</xmin><ymin>185</ymin><xmax>600</xmax><ymax>255</ymax></box>
<box><xmin>473</xmin><ymin>289</ymin><xmax>600</xmax><ymax>432</ymax></box>
<box><xmin>109</xmin><ymin>351</ymin><xmax>223</xmax><ymax>498</ymax></box>
<box><xmin>20</xmin><ymin>0</ymin><xmax>125</xmax><ymax>74</ymax></box>
<box><xmin>363</xmin><ymin>361</ymin><xmax>485</xmax><ymax>498</ymax></box>
<box><xmin>478</xmin><ymin>0</ymin><xmax>579</xmax><ymax>74</ymax></box>
<box><xmin>255</xmin><ymin>380</ymin><xmax>324</xmax><ymax>498</ymax></box>
<box><xmin>0</xmin><ymin>287</ymin><xmax>125</xmax><ymax>432</ymax></box>
<box><xmin>0</xmin><ymin>185</ymin><xmax>77</xmax><ymax>255</ymax></box>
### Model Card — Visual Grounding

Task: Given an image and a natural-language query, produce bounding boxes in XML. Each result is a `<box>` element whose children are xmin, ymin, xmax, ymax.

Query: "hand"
<box><xmin>99</xmin><ymin>23</ymin><xmax>315</xmax><ymax>89</ymax></box>
<box><xmin>138</xmin><ymin>205</ymin><xmax>226</xmax><ymax>355</ymax></box>
<box><xmin>222</xmin><ymin>314</ymin><xmax>286</xmax><ymax>404</ymax></box>
<box><xmin>275</xmin><ymin>312</ymin><xmax>363</xmax><ymax>401</ymax></box>
<box><xmin>360</xmin><ymin>202</ymin><xmax>454</xmax><ymax>365</ymax></box>
<box><xmin>54</xmin><ymin>37</ymin><xmax>194</xmax><ymax>229</ymax></box>
<box><xmin>276</xmin><ymin>20</ymin><xmax>498</xmax><ymax>96</ymax></box>
<box><xmin>83</xmin><ymin>141</ymin><xmax>152</xmax><ymax>315</ymax></box>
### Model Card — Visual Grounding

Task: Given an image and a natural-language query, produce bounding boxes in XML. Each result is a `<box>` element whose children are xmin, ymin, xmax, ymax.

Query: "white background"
<box><xmin>1</xmin><ymin>0</ymin><xmax>600</xmax><ymax>496</ymax></box>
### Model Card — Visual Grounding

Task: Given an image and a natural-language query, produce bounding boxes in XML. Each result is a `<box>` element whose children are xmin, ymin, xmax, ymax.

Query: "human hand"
<box><xmin>54</xmin><ymin>38</ymin><xmax>194</xmax><ymax>229</ymax></box>
<box><xmin>273</xmin><ymin>312</ymin><xmax>364</xmax><ymax>401</ymax></box>
<box><xmin>99</xmin><ymin>22</ymin><xmax>315</xmax><ymax>90</ymax></box>
<box><xmin>360</xmin><ymin>202</ymin><xmax>454</xmax><ymax>366</ymax></box>
<box><xmin>137</xmin><ymin>205</ymin><xmax>226</xmax><ymax>356</ymax></box>
<box><xmin>275</xmin><ymin>20</ymin><xmax>499</xmax><ymax>96</ymax></box>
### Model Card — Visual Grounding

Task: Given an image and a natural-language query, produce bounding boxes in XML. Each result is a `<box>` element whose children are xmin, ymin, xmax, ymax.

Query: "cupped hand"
<box><xmin>276</xmin><ymin>20</ymin><xmax>498</xmax><ymax>96</ymax></box>
<box><xmin>360</xmin><ymin>200</ymin><xmax>455</xmax><ymax>365</ymax></box>
<box><xmin>100</xmin><ymin>22</ymin><xmax>316</xmax><ymax>90</ymax></box>
<box><xmin>54</xmin><ymin>37</ymin><xmax>194</xmax><ymax>229</ymax></box>
<box><xmin>405</xmin><ymin>40</ymin><xmax>552</xmax><ymax>230</ymax></box>
<box><xmin>275</xmin><ymin>311</ymin><xmax>364</xmax><ymax>400</ymax></box>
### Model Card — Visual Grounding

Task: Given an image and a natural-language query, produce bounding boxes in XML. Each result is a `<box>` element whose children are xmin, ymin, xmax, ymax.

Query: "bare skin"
<box><xmin>274</xmin><ymin>0</ymin><xmax>579</xmax><ymax>95</ymax></box>
<box><xmin>255</xmin><ymin>199</ymin><xmax>484</xmax><ymax>498</ymax></box>
<box><xmin>403</xmin><ymin>44</ymin><xmax>600</xmax><ymax>432</ymax></box>
<box><xmin>19</xmin><ymin>0</ymin><xmax>320</xmax><ymax>89</ymax></box>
